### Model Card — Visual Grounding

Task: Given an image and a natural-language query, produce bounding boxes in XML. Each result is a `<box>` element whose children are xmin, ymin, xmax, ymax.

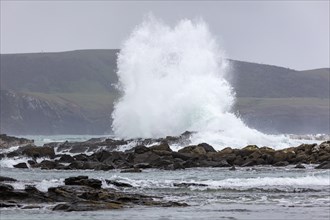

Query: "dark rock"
<box><xmin>173</xmin><ymin>182</ymin><xmax>208</xmax><ymax>187</ymax></box>
<box><xmin>64</xmin><ymin>176</ymin><xmax>88</xmax><ymax>184</ymax></box>
<box><xmin>294</xmin><ymin>163</ymin><xmax>306</xmax><ymax>169</ymax></box>
<box><xmin>6</xmin><ymin>151</ymin><xmax>20</xmax><ymax>157</ymax></box>
<box><xmin>68</xmin><ymin>161</ymin><xmax>113</xmax><ymax>170</ymax></box>
<box><xmin>150</xmin><ymin>159</ymin><xmax>174</xmax><ymax>169</ymax></box>
<box><xmin>24</xmin><ymin>185</ymin><xmax>41</xmax><ymax>193</ymax></box>
<box><xmin>150</xmin><ymin>142</ymin><xmax>172</xmax><ymax>152</ymax></box>
<box><xmin>38</xmin><ymin>160</ymin><xmax>58</xmax><ymax>170</ymax></box>
<box><xmin>64</xmin><ymin>176</ymin><xmax>102</xmax><ymax>189</ymax></box>
<box><xmin>216</xmin><ymin>159</ymin><xmax>231</xmax><ymax>167</ymax></box>
<box><xmin>53</xmin><ymin>201</ymin><xmax>123</xmax><ymax>211</ymax></box>
<box><xmin>273</xmin><ymin>149</ymin><xmax>296</xmax><ymax>164</ymax></box>
<box><xmin>73</xmin><ymin>154</ymin><xmax>89</xmax><ymax>161</ymax></box>
<box><xmin>0</xmin><ymin>134</ymin><xmax>34</xmax><ymax>148</ymax></box>
<box><xmin>239</xmin><ymin>145</ymin><xmax>259</xmax><ymax>157</ymax></box>
<box><xmin>134</xmin><ymin>163</ymin><xmax>151</xmax><ymax>169</ymax></box>
<box><xmin>315</xmin><ymin>161</ymin><xmax>330</xmax><ymax>169</ymax></box>
<box><xmin>21</xmin><ymin>146</ymin><xmax>55</xmax><ymax>159</ymax></box>
<box><xmin>229</xmin><ymin>166</ymin><xmax>236</xmax><ymax>171</ymax></box>
<box><xmin>121</xmin><ymin>168</ymin><xmax>142</xmax><ymax>173</ymax></box>
<box><xmin>105</xmin><ymin>180</ymin><xmax>133</xmax><ymax>188</ymax></box>
<box><xmin>13</xmin><ymin>162</ymin><xmax>28</xmax><ymax>169</ymax></box>
<box><xmin>21</xmin><ymin>205</ymin><xmax>42</xmax><ymax>209</ymax></box>
<box><xmin>27</xmin><ymin>160</ymin><xmax>37</xmax><ymax>166</ymax></box>
<box><xmin>197</xmin><ymin>143</ymin><xmax>216</xmax><ymax>152</ymax></box>
<box><xmin>132</xmin><ymin>145</ymin><xmax>150</xmax><ymax>154</ymax></box>
<box><xmin>172</xmin><ymin>152</ymin><xmax>193</xmax><ymax>161</ymax></box>
<box><xmin>0</xmin><ymin>183</ymin><xmax>14</xmax><ymax>191</ymax></box>
<box><xmin>0</xmin><ymin>202</ymin><xmax>18</xmax><ymax>208</ymax></box>
<box><xmin>58</xmin><ymin>155</ymin><xmax>75</xmax><ymax>163</ymax></box>
<box><xmin>273</xmin><ymin>161</ymin><xmax>289</xmax><ymax>167</ymax></box>
<box><xmin>178</xmin><ymin>145</ymin><xmax>207</xmax><ymax>155</ymax></box>
<box><xmin>0</xmin><ymin>176</ymin><xmax>17</xmax><ymax>182</ymax></box>
<box><xmin>134</xmin><ymin>151</ymin><xmax>160</xmax><ymax>164</ymax></box>
<box><xmin>241</xmin><ymin>160</ymin><xmax>257</xmax><ymax>167</ymax></box>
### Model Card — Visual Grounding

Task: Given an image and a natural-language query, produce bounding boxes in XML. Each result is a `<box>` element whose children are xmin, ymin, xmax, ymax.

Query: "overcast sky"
<box><xmin>1</xmin><ymin>1</ymin><xmax>329</xmax><ymax>70</ymax></box>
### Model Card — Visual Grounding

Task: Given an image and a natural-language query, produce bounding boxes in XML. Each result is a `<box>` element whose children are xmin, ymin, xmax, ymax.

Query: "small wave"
<box><xmin>103</xmin><ymin>174</ymin><xmax>330</xmax><ymax>192</ymax></box>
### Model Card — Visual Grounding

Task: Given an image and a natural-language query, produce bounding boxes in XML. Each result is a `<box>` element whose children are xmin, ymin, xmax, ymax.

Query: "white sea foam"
<box><xmin>111</xmin><ymin>15</ymin><xmax>318</xmax><ymax>150</ymax></box>
<box><xmin>0</xmin><ymin>157</ymin><xmax>31</xmax><ymax>168</ymax></box>
<box><xmin>104</xmin><ymin>174</ymin><xmax>330</xmax><ymax>191</ymax></box>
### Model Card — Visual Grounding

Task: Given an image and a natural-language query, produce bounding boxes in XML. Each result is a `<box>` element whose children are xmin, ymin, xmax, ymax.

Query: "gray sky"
<box><xmin>1</xmin><ymin>0</ymin><xmax>329</xmax><ymax>70</ymax></box>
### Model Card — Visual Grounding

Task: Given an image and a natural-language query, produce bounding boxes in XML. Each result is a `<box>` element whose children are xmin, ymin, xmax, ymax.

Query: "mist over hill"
<box><xmin>0</xmin><ymin>50</ymin><xmax>329</xmax><ymax>135</ymax></box>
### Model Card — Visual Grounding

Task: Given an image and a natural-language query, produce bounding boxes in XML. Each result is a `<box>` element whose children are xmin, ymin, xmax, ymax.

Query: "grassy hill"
<box><xmin>1</xmin><ymin>50</ymin><xmax>329</xmax><ymax>135</ymax></box>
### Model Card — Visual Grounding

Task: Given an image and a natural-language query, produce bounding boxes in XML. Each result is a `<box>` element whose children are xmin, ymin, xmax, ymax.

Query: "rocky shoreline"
<box><xmin>0</xmin><ymin>133</ymin><xmax>329</xmax><ymax>211</ymax></box>
<box><xmin>0</xmin><ymin>134</ymin><xmax>329</xmax><ymax>171</ymax></box>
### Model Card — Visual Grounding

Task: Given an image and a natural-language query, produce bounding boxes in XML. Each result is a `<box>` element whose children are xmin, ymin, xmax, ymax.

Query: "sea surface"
<box><xmin>1</xmin><ymin>135</ymin><xmax>329</xmax><ymax>220</ymax></box>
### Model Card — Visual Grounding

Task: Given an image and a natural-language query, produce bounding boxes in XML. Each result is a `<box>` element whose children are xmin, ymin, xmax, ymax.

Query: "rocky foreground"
<box><xmin>0</xmin><ymin>175</ymin><xmax>187</xmax><ymax>211</ymax></box>
<box><xmin>0</xmin><ymin>133</ymin><xmax>330</xmax><ymax>211</ymax></box>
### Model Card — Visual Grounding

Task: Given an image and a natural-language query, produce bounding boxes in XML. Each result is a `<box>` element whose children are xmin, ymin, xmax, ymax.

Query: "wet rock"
<box><xmin>134</xmin><ymin>163</ymin><xmax>151</xmax><ymax>169</ymax></box>
<box><xmin>172</xmin><ymin>152</ymin><xmax>193</xmax><ymax>161</ymax></box>
<box><xmin>105</xmin><ymin>180</ymin><xmax>133</xmax><ymax>188</ymax></box>
<box><xmin>64</xmin><ymin>176</ymin><xmax>102</xmax><ymax>189</ymax></box>
<box><xmin>241</xmin><ymin>160</ymin><xmax>257</xmax><ymax>167</ymax></box>
<box><xmin>173</xmin><ymin>182</ymin><xmax>208</xmax><ymax>187</ymax></box>
<box><xmin>216</xmin><ymin>159</ymin><xmax>231</xmax><ymax>167</ymax></box>
<box><xmin>150</xmin><ymin>158</ymin><xmax>174</xmax><ymax>169</ymax></box>
<box><xmin>37</xmin><ymin>160</ymin><xmax>58</xmax><ymax>170</ymax></box>
<box><xmin>273</xmin><ymin>161</ymin><xmax>289</xmax><ymax>167</ymax></box>
<box><xmin>273</xmin><ymin>149</ymin><xmax>296</xmax><ymax>164</ymax></box>
<box><xmin>58</xmin><ymin>155</ymin><xmax>75</xmax><ymax>163</ymax></box>
<box><xmin>95</xmin><ymin>151</ymin><xmax>127</xmax><ymax>165</ymax></box>
<box><xmin>315</xmin><ymin>161</ymin><xmax>330</xmax><ymax>169</ymax></box>
<box><xmin>132</xmin><ymin>145</ymin><xmax>150</xmax><ymax>154</ymax></box>
<box><xmin>0</xmin><ymin>134</ymin><xmax>34</xmax><ymax>148</ymax></box>
<box><xmin>27</xmin><ymin>160</ymin><xmax>37</xmax><ymax>166</ymax></box>
<box><xmin>197</xmin><ymin>143</ymin><xmax>216</xmax><ymax>153</ymax></box>
<box><xmin>73</xmin><ymin>154</ymin><xmax>89</xmax><ymax>161</ymax></box>
<box><xmin>13</xmin><ymin>162</ymin><xmax>28</xmax><ymax>169</ymax></box>
<box><xmin>0</xmin><ymin>183</ymin><xmax>14</xmax><ymax>191</ymax></box>
<box><xmin>68</xmin><ymin>161</ymin><xmax>112</xmax><ymax>170</ymax></box>
<box><xmin>120</xmin><ymin>168</ymin><xmax>142</xmax><ymax>173</ymax></box>
<box><xmin>21</xmin><ymin>205</ymin><xmax>43</xmax><ymax>209</ymax></box>
<box><xmin>134</xmin><ymin>151</ymin><xmax>160</xmax><ymax>164</ymax></box>
<box><xmin>178</xmin><ymin>145</ymin><xmax>207</xmax><ymax>155</ymax></box>
<box><xmin>239</xmin><ymin>145</ymin><xmax>259</xmax><ymax>157</ymax></box>
<box><xmin>22</xmin><ymin>146</ymin><xmax>55</xmax><ymax>159</ymax></box>
<box><xmin>53</xmin><ymin>201</ymin><xmax>123</xmax><ymax>211</ymax></box>
<box><xmin>294</xmin><ymin>163</ymin><xmax>306</xmax><ymax>169</ymax></box>
<box><xmin>1</xmin><ymin>175</ymin><xmax>187</xmax><ymax>211</ymax></box>
<box><xmin>0</xmin><ymin>202</ymin><xmax>18</xmax><ymax>208</ymax></box>
<box><xmin>150</xmin><ymin>142</ymin><xmax>172</xmax><ymax>152</ymax></box>
<box><xmin>229</xmin><ymin>166</ymin><xmax>236</xmax><ymax>171</ymax></box>
<box><xmin>0</xmin><ymin>176</ymin><xmax>17</xmax><ymax>182</ymax></box>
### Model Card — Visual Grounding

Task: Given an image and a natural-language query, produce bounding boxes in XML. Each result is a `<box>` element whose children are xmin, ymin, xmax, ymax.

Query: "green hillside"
<box><xmin>0</xmin><ymin>50</ymin><xmax>329</xmax><ymax>135</ymax></box>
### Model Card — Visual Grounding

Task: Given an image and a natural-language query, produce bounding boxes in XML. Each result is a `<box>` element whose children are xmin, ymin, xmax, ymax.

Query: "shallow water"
<box><xmin>1</xmin><ymin>166</ymin><xmax>329</xmax><ymax>220</ymax></box>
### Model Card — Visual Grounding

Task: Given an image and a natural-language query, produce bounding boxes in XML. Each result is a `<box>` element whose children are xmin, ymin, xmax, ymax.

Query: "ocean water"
<box><xmin>2</xmin><ymin>16</ymin><xmax>329</xmax><ymax>219</ymax></box>
<box><xmin>1</xmin><ymin>165</ymin><xmax>329</xmax><ymax>220</ymax></box>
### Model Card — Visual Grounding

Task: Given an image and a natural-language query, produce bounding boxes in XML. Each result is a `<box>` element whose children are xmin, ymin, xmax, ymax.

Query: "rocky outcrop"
<box><xmin>0</xmin><ymin>134</ymin><xmax>34</xmax><ymax>149</ymax></box>
<box><xmin>0</xmin><ymin>175</ymin><xmax>187</xmax><ymax>212</ymax></box>
<box><xmin>1</xmin><ymin>135</ymin><xmax>330</xmax><ymax>170</ymax></box>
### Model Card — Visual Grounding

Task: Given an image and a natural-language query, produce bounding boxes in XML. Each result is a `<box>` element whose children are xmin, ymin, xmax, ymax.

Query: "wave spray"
<box><xmin>111</xmin><ymin>16</ymin><xmax>300</xmax><ymax>149</ymax></box>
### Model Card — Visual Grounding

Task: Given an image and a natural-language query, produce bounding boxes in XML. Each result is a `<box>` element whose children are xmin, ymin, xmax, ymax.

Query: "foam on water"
<box><xmin>111</xmin><ymin>15</ymin><xmax>315</xmax><ymax>150</ymax></box>
<box><xmin>104</xmin><ymin>173</ymin><xmax>330</xmax><ymax>192</ymax></box>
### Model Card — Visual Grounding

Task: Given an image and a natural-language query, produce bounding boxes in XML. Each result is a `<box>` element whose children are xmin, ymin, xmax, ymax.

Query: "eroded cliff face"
<box><xmin>0</xmin><ymin>90</ymin><xmax>110</xmax><ymax>135</ymax></box>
